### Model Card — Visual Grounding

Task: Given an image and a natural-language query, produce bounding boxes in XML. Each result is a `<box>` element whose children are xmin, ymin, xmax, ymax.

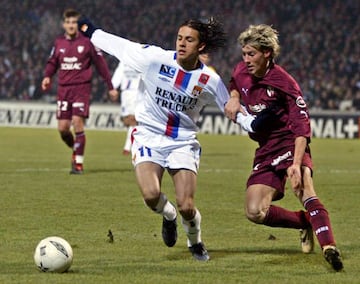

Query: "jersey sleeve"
<box><xmin>90</xmin><ymin>44</ymin><xmax>114</xmax><ymax>90</ymax></box>
<box><xmin>111</xmin><ymin>63</ymin><xmax>123</xmax><ymax>90</ymax></box>
<box><xmin>44</xmin><ymin>43</ymin><xmax>59</xmax><ymax>78</ymax></box>
<box><xmin>285</xmin><ymin>90</ymin><xmax>311</xmax><ymax>138</ymax></box>
<box><xmin>91</xmin><ymin>29</ymin><xmax>152</xmax><ymax>74</ymax></box>
<box><xmin>213</xmin><ymin>80</ymin><xmax>229</xmax><ymax>112</ymax></box>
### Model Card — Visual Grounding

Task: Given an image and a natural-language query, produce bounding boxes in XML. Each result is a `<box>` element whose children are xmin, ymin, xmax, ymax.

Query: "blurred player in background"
<box><xmin>78</xmin><ymin>15</ymin><xmax>268</xmax><ymax>261</ymax></box>
<box><xmin>225</xmin><ymin>24</ymin><xmax>343</xmax><ymax>271</ymax></box>
<box><xmin>41</xmin><ymin>8</ymin><xmax>117</xmax><ymax>174</ymax></box>
<box><xmin>111</xmin><ymin>61</ymin><xmax>141</xmax><ymax>155</ymax></box>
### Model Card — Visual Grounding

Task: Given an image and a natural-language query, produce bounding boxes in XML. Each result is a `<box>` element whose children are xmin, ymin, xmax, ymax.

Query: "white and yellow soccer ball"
<box><xmin>34</xmin><ymin>236</ymin><xmax>73</xmax><ymax>273</ymax></box>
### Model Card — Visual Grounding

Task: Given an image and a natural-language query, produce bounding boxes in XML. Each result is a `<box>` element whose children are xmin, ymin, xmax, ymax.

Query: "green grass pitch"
<box><xmin>0</xmin><ymin>127</ymin><xmax>359</xmax><ymax>283</ymax></box>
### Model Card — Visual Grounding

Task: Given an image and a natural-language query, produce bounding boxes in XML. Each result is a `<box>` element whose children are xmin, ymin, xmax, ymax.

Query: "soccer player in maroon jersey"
<box><xmin>225</xmin><ymin>24</ymin><xmax>343</xmax><ymax>271</ymax></box>
<box><xmin>41</xmin><ymin>8</ymin><xmax>118</xmax><ymax>174</ymax></box>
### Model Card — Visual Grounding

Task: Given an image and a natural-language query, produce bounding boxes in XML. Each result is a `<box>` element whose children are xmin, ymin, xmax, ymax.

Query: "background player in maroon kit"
<box><xmin>41</xmin><ymin>8</ymin><xmax>118</xmax><ymax>174</ymax></box>
<box><xmin>225</xmin><ymin>24</ymin><xmax>343</xmax><ymax>271</ymax></box>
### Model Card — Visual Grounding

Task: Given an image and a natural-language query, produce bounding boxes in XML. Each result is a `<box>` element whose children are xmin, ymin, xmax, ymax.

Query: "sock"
<box><xmin>74</xmin><ymin>131</ymin><xmax>86</xmax><ymax>164</ymax></box>
<box><xmin>123</xmin><ymin>126</ymin><xmax>134</xmax><ymax>152</ymax></box>
<box><xmin>60</xmin><ymin>131</ymin><xmax>74</xmax><ymax>148</ymax></box>
<box><xmin>151</xmin><ymin>193</ymin><xmax>177</xmax><ymax>221</ymax></box>
<box><xmin>181</xmin><ymin>208</ymin><xmax>202</xmax><ymax>246</ymax></box>
<box><xmin>263</xmin><ymin>205</ymin><xmax>310</xmax><ymax>229</ymax></box>
<box><xmin>304</xmin><ymin>197</ymin><xmax>336</xmax><ymax>248</ymax></box>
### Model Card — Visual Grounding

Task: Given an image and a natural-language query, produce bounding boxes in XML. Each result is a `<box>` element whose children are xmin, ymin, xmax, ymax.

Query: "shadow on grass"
<box><xmin>164</xmin><ymin>246</ymin><xmax>302</xmax><ymax>262</ymax></box>
<box><xmin>210</xmin><ymin>247</ymin><xmax>301</xmax><ymax>256</ymax></box>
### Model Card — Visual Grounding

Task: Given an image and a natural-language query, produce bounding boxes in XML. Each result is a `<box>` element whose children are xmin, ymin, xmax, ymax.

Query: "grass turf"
<box><xmin>0</xmin><ymin>127</ymin><xmax>359</xmax><ymax>283</ymax></box>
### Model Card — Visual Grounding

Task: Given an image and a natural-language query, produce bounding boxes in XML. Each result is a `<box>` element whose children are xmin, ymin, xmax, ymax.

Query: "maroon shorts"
<box><xmin>56</xmin><ymin>84</ymin><xmax>91</xmax><ymax>119</ymax></box>
<box><xmin>247</xmin><ymin>149</ymin><xmax>313</xmax><ymax>201</ymax></box>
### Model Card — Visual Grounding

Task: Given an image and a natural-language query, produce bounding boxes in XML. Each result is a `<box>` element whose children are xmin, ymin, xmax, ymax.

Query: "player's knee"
<box><xmin>59</xmin><ymin>129</ymin><xmax>71</xmax><ymax>139</ymax></box>
<box><xmin>143</xmin><ymin>192</ymin><xmax>162</xmax><ymax>210</ymax></box>
<box><xmin>245</xmin><ymin>203</ymin><xmax>265</xmax><ymax>224</ymax></box>
<box><xmin>177</xmin><ymin>201</ymin><xmax>195</xmax><ymax>220</ymax></box>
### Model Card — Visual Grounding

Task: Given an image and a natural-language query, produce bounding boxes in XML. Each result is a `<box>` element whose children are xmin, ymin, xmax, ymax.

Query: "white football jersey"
<box><xmin>92</xmin><ymin>30</ymin><xmax>252</xmax><ymax>140</ymax></box>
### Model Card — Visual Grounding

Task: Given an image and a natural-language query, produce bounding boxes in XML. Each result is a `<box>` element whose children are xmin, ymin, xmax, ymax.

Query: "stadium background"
<box><xmin>0</xmin><ymin>0</ymin><xmax>359</xmax><ymax>111</ymax></box>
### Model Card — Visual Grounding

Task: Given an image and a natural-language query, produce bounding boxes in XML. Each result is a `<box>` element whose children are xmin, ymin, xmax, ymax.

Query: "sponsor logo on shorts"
<box><xmin>271</xmin><ymin>150</ymin><xmax>292</xmax><ymax>166</ymax></box>
<box><xmin>73</xmin><ymin>102</ymin><xmax>85</xmax><ymax>108</ymax></box>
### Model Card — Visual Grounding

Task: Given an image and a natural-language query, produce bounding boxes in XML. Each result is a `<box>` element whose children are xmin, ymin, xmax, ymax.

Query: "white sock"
<box><xmin>123</xmin><ymin>126</ymin><xmax>134</xmax><ymax>152</ymax></box>
<box><xmin>149</xmin><ymin>193</ymin><xmax>177</xmax><ymax>221</ymax></box>
<box><xmin>75</xmin><ymin>155</ymin><xmax>84</xmax><ymax>164</ymax></box>
<box><xmin>181</xmin><ymin>208</ymin><xmax>201</xmax><ymax>246</ymax></box>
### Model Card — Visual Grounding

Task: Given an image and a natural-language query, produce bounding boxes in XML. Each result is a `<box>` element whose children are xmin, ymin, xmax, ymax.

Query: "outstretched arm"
<box><xmin>78</xmin><ymin>17</ymin><xmax>151</xmax><ymax>75</ymax></box>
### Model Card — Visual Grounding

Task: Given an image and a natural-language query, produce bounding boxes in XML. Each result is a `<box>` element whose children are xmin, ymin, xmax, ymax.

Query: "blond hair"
<box><xmin>238</xmin><ymin>24</ymin><xmax>280</xmax><ymax>59</ymax></box>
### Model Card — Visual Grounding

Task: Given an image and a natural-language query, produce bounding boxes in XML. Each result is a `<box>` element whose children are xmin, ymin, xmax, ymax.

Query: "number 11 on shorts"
<box><xmin>138</xmin><ymin>146</ymin><xmax>152</xmax><ymax>157</ymax></box>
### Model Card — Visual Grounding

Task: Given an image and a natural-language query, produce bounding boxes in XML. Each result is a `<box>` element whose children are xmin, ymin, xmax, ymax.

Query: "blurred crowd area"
<box><xmin>0</xmin><ymin>0</ymin><xmax>359</xmax><ymax>110</ymax></box>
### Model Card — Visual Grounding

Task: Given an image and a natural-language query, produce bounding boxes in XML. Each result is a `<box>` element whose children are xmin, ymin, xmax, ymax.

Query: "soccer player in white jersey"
<box><xmin>111</xmin><ymin>61</ymin><xmax>141</xmax><ymax>155</ymax></box>
<box><xmin>78</xmin><ymin>16</ymin><xmax>263</xmax><ymax>261</ymax></box>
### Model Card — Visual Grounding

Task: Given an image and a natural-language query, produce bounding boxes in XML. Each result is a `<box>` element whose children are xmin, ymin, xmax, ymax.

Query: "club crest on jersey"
<box><xmin>198</xmin><ymin>73</ymin><xmax>209</xmax><ymax>85</ymax></box>
<box><xmin>159</xmin><ymin>64</ymin><xmax>176</xmax><ymax>78</ymax></box>
<box><xmin>296</xmin><ymin>96</ymin><xmax>307</xmax><ymax>108</ymax></box>
<box><xmin>192</xmin><ymin>85</ymin><xmax>203</xmax><ymax>97</ymax></box>
<box><xmin>77</xmin><ymin>45</ymin><xmax>84</xmax><ymax>53</ymax></box>
<box><xmin>266</xmin><ymin>86</ymin><xmax>275</xmax><ymax>97</ymax></box>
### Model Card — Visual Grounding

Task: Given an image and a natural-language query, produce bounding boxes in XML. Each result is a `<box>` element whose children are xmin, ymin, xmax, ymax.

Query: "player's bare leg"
<box><xmin>135</xmin><ymin>162</ymin><xmax>177</xmax><ymax>247</ymax></box>
<box><xmin>171</xmin><ymin>169</ymin><xmax>209</xmax><ymax>261</ymax></box>
<box><xmin>246</xmin><ymin>185</ymin><xmax>312</xmax><ymax>249</ymax></box>
<box><xmin>58</xmin><ymin>119</ymin><xmax>78</xmax><ymax>173</ymax></box>
<box><xmin>58</xmin><ymin>119</ymin><xmax>74</xmax><ymax>148</ymax></box>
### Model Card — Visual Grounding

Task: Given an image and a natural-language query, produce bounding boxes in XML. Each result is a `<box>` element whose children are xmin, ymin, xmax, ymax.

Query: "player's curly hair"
<box><xmin>180</xmin><ymin>17</ymin><xmax>227</xmax><ymax>54</ymax></box>
<box><xmin>238</xmin><ymin>24</ymin><xmax>280</xmax><ymax>59</ymax></box>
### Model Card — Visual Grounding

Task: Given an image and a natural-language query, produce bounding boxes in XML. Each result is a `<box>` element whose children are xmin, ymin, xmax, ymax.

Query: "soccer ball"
<box><xmin>34</xmin><ymin>236</ymin><xmax>73</xmax><ymax>273</ymax></box>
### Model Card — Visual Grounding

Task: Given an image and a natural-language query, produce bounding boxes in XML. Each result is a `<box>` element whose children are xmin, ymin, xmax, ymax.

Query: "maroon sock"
<box><xmin>74</xmin><ymin>131</ymin><xmax>86</xmax><ymax>158</ymax></box>
<box><xmin>263</xmin><ymin>205</ymin><xmax>310</xmax><ymax>229</ymax></box>
<box><xmin>60</xmin><ymin>131</ymin><xmax>74</xmax><ymax>148</ymax></box>
<box><xmin>304</xmin><ymin>197</ymin><xmax>336</xmax><ymax>247</ymax></box>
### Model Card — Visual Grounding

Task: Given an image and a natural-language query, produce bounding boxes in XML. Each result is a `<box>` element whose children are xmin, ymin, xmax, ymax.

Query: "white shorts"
<box><xmin>120</xmin><ymin>91</ymin><xmax>137</xmax><ymax>117</ymax></box>
<box><xmin>131</xmin><ymin>127</ymin><xmax>201</xmax><ymax>173</ymax></box>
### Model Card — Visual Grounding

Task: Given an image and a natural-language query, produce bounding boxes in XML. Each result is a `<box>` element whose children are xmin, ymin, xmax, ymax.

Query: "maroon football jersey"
<box><xmin>230</xmin><ymin>61</ymin><xmax>311</xmax><ymax>159</ymax></box>
<box><xmin>44</xmin><ymin>33</ymin><xmax>113</xmax><ymax>89</ymax></box>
